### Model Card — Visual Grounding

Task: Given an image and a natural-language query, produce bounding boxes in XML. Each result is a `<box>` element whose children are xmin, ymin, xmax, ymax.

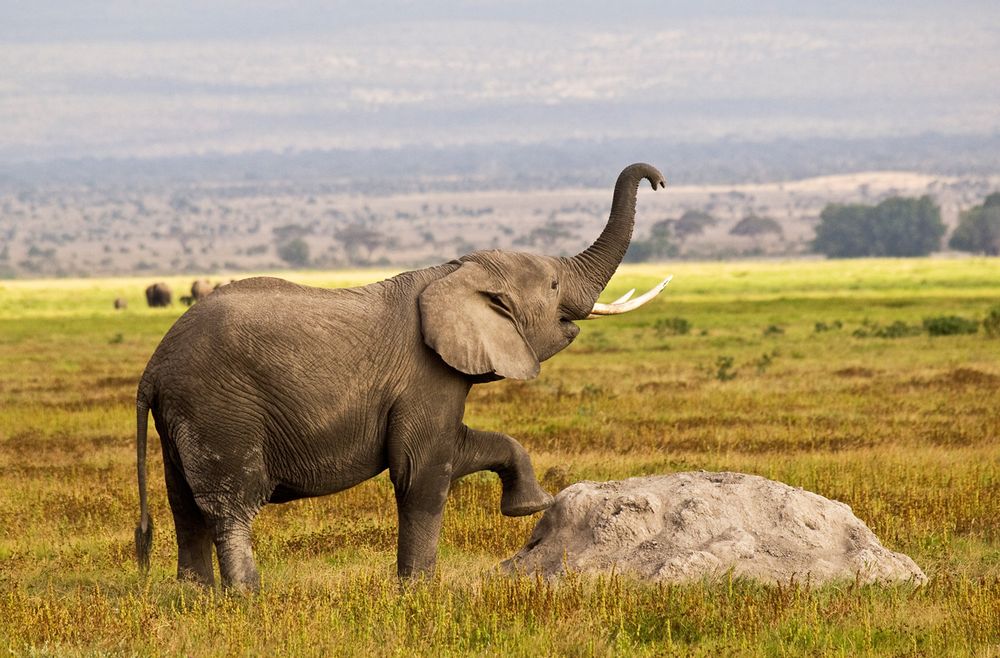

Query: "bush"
<box><xmin>755</xmin><ymin>351</ymin><xmax>778</xmax><ymax>374</ymax></box>
<box><xmin>715</xmin><ymin>356</ymin><xmax>736</xmax><ymax>381</ymax></box>
<box><xmin>923</xmin><ymin>315</ymin><xmax>979</xmax><ymax>336</ymax></box>
<box><xmin>853</xmin><ymin>320</ymin><xmax>921</xmax><ymax>339</ymax></box>
<box><xmin>654</xmin><ymin>317</ymin><xmax>691</xmax><ymax>336</ymax></box>
<box><xmin>983</xmin><ymin>307</ymin><xmax>1000</xmax><ymax>338</ymax></box>
<box><xmin>763</xmin><ymin>324</ymin><xmax>785</xmax><ymax>336</ymax></box>
<box><xmin>814</xmin><ymin>320</ymin><xmax>843</xmax><ymax>333</ymax></box>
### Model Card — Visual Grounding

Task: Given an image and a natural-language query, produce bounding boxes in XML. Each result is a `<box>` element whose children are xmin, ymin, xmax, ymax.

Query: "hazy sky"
<box><xmin>2</xmin><ymin>1</ymin><xmax>998</xmax><ymax>161</ymax></box>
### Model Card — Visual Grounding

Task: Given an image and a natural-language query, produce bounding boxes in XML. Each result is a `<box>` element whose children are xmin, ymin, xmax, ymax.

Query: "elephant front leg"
<box><xmin>391</xmin><ymin>459</ymin><xmax>452</xmax><ymax>579</ymax></box>
<box><xmin>454</xmin><ymin>426</ymin><xmax>553</xmax><ymax>517</ymax></box>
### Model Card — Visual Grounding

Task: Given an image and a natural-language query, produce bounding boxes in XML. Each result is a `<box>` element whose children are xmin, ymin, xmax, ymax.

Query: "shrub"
<box><xmin>763</xmin><ymin>324</ymin><xmax>785</xmax><ymax>336</ymax></box>
<box><xmin>654</xmin><ymin>317</ymin><xmax>691</xmax><ymax>336</ymax></box>
<box><xmin>715</xmin><ymin>356</ymin><xmax>736</xmax><ymax>381</ymax></box>
<box><xmin>983</xmin><ymin>307</ymin><xmax>1000</xmax><ymax>338</ymax></box>
<box><xmin>814</xmin><ymin>320</ymin><xmax>843</xmax><ymax>332</ymax></box>
<box><xmin>876</xmin><ymin>321</ymin><xmax>920</xmax><ymax>338</ymax></box>
<box><xmin>923</xmin><ymin>315</ymin><xmax>979</xmax><ymax>336</ymax></box>
<box><xmin>755</xmin><ymin>351</ymin><xmax>778</xmax><ymax>374</ymax></box>
<box><xmin>853</xmin><ymin>320</ymin><xmax>921</xmax><ymax>339</ymax></box>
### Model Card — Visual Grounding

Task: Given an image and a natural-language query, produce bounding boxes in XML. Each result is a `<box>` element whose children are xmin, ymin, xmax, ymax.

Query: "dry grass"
<box><xmin>1</xmin><ymin>258</ymin><xmax>999</xmax><ymax>656</ymax></box>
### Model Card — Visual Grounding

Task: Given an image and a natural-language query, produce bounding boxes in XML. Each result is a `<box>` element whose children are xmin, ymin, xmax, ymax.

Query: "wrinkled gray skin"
<box><xmin>144</xmin><ymin>283</ymin><xmax>172</xmax><ymax>308</ymax></box>
<box><xmin>135</xmin><ymin>163</ymin><xmax>666</xmax><ymax>590</ymax></box>
<box><xmin>191</xmin><ymin>279</ymin><xmax>214</xmax><ymax>301</ymax></box>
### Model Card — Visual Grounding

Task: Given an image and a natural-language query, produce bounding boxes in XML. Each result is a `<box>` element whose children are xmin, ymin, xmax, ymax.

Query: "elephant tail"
<box><xmin>135</xmin><ymin>388</ymin><xmax>154</xmax><ymax>574</ymax></box>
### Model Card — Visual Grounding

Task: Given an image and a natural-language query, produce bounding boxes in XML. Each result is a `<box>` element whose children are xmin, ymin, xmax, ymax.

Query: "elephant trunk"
<box><xmin>562</xmin><ymin>163</ymin><xmax>665</xmax><ymax>318</ymax></box>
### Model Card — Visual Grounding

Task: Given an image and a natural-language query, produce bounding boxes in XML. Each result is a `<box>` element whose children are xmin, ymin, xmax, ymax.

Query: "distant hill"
<box><xmin>2</xmin><ymin>133</ymin><xmax>999</xmax><ymax>194</ymax></box>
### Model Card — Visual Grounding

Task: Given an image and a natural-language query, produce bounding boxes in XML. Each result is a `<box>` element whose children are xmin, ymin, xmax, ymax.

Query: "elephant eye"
<box><xmin>551</xmin><ymin>280</ymin><xmax>558</xmax><ymax>290</ymax></box>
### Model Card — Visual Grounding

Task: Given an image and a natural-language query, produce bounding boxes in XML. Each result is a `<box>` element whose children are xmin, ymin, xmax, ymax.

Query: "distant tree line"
<box><xmin>812</xmin><ymin>196</ymin><xmax>944</xmax><ymax>258</ymax></box>
<box><xmin>624</xmin><ymin>192</ymin><xmax>1000</xmax><ymax>263</ymax></box>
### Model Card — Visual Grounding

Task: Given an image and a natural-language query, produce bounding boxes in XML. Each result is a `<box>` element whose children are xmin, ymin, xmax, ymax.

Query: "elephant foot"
<box><xmin>500</xmin><ymin>481</ymin><xmax>553</xmax><ymax>517</ymax></box>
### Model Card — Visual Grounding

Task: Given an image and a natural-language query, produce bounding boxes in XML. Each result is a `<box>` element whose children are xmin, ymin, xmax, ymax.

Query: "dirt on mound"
<box><xmin>503</xmin><ymin>472</ymin><xmax>926</xmax><ymax>586</ymax></box>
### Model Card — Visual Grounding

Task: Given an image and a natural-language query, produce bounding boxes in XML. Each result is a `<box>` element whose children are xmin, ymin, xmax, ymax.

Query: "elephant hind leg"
<box><xmin>188</xmin><ymin>492</ymin><xmax>261</xmax><ymax>591</ymax></box>
<box><xmin>212</xmin><ymin>522</ymin><xmax>260</xmax><ymax>592</ymax></box>
<box><xmin>163</xmin><ymin>456</ymin><xmax>215</xmax><ymax>586</ymax></box>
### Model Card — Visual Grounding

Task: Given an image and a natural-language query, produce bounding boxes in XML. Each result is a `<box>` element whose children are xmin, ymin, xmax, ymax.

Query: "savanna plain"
<box><xmin>1</xmin><ymin>258</ymin><xmax>998</xmax><ymax>656</ymax></box>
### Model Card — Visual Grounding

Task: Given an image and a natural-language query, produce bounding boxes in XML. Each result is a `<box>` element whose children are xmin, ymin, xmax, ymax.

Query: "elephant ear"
<box><xmin>419</xmin><ymin>262</ymin><xmax>540</xmax><ymax>380</ymax></box>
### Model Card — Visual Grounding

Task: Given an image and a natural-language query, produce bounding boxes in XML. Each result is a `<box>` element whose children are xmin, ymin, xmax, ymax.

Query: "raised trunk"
<box><xmin>562</xmin><ymin>163</ymin><xmax>665</xmax><ymax>318</ymax></box>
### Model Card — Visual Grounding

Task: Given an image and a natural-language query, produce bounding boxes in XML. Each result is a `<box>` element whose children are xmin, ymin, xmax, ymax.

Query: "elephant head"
<box><xmin>419</xmin><ymin>162</ymin><xmax>670</xmax><ymax>380</ymax></box>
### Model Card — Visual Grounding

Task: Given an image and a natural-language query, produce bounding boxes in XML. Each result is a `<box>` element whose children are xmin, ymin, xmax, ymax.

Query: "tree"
<box><xmin>623</xmin><ymin>218</ymin><xmax>679</xmax><ymax>262</ymax></box>
<box><xmin>812</xmin><ymin>196</ymin><xmax>944</xmax><ymax>258</ymax></box>
<box><xmin>674</xmin><ymin>210</ymin><xmax>717</xmax><ymax>241</ymax></box>
<box><xmin>729</xmin><ymin>214</ymin><xmax>783</xmax><ymax>238</ymax></box>
<box><xmin>813</xmin><ymin>204</ymin><xmax>872</xmax><ymax>258</ymax></box>
<box><xmin>277</xmin><ymin>238</ymin><xmax>310</xmax><ymax>267</ymax></box>
<box><xmin>869</xmin><ymin>196</ymin><xmax>944</xmax><ymax>257</ymax></box>
<box><xmin>729</xmin><ymin>214</ymin><xmax>783</xmax><ymax>254</ymax></box>
<box><xmin>335</xmin><ymin>224</ymin><xmax>385</xmax><ymax>264</ymax></box>
<box><xmin>949</xmin><ymin>193</ymin><xmax>1000</xmax><ymax>255</ymax></box>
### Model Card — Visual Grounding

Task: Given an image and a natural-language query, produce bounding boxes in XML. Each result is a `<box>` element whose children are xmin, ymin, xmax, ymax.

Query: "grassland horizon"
<box><xmin>1</xmin><ymin>258</ymin><xmax>998</xmax><ymax>656</ymax></box>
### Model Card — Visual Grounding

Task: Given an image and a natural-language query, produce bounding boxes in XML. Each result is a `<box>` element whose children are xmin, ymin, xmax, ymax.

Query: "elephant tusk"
<box><xmin>584</xmin><ymin>275</ymin><xmax>672</xmax><ymax>319</ymax></box>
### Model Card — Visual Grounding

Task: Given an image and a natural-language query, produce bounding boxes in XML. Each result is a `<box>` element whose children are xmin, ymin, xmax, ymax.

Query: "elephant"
<box><xmin>144</xmin><ymin>283</ymin><xmax>172</xmax><ymax>308</ymax></box>
<box><xmin>191</xmin><ymin>279</ymin><xmax>214</xmax><ymax>301</ymax></box>
<box><xmin>134</xmin><ymin>163</ymin><xmax>670</xmax><ymax>590</ymax></box>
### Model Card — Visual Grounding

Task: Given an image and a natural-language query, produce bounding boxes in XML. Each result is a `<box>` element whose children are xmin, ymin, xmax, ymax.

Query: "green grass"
<box><xmin>1</xmin><ymin>258</ymin><xmax>999</xmax><ymax>656</ymax></box>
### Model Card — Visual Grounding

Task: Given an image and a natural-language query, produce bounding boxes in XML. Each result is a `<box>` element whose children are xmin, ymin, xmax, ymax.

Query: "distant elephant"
<box><xmin>144</xmin><ymin>283</ymin><xmax>172</xmax><ymax>308</ymax></box>
<box><xmin>191</xmin><ymin>279</ymin><xmax>213</xmax><ymax>301</ymax></box>
<box><xmin>114</xmin><ymin>297</ymin><xmax>128</xmax><ymax>310</ymax></box>
<box><xmin>134</xmin><ymin>163</ymin><xmax>670</xmax><ymax>590</ymax></box>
